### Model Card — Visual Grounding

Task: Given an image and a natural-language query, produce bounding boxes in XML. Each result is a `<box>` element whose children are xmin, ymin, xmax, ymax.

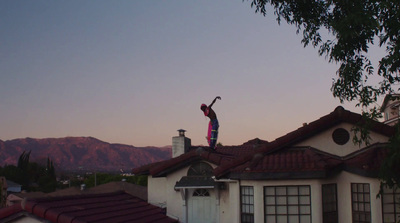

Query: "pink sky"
<box><xmin>0</xmin><ymin>1</ymin><xmax>380</xmax><ymax>147</ymax></box>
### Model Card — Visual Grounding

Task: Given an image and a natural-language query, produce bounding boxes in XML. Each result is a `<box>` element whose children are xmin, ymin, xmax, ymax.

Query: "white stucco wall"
<box><xmin>148</xmin><ymin>168</ymin><xmax>189</xmax><ymax>221</ymax></box>
<box><xmin>148</xmin><ymin>164</ymin><xmax>385</xmax><ymax>223</ymax></box>
<box><xmin>218</xmin><ymin>180</ymin><xmax>240</xmax><ymax>223</ymax></box>
<box><xmin>237</xmin><ymin>171</ymin><xmax>383</xmax><ymax>223</ymax></box>
<box><xmin>332</xmin><ymin>171</ymin><xmax>382</xmax><ymax>223</ymax></box>
<box><xmin>148</xmin><ymin>176</ymin><xmax>167</xmax><ymax>208</ymax></box>
<box><xmin>165</xmin><ymin>167</ymin><xmax>188</xmax><ymax>221</ymax></box>
<box><xmin>241</xmin><ymin>178</ymin><xmax>323</xmax><ymax>223</ymax></box>
<box><xmin>148</xmin><ymin>161</ymin><xmax>235</xmax><ymax>223</ymax></box>
<box><xmin>296</xmin><ymin>123</ymin><xmax>389</xmax><ymax>156</ymax></box>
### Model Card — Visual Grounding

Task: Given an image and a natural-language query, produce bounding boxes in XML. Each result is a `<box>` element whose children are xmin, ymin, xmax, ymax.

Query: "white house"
<box><xmin>381</xmin><ymin>94</ymin><xmax>400</xmax><ymax>126</ymax></box>
<box><xmin>132</xmin><ymin>106</ymin><xmax>400</xmax><ymax>223</ymax></box>
<box><xmin>5</xmin><ymin>180</ymin><xmax>21</xmax><ymax>194</ymax></box>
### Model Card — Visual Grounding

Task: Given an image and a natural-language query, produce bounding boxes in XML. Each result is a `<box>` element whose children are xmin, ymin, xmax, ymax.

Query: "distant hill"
<box><xmin>0</xmin><ymin>137</ymin><xmax>172</xmax><ymax>173</ymax></box>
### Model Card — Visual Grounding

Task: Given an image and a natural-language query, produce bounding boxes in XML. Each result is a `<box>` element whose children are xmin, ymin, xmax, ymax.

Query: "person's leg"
<box><xmin>207</xmin><ymin>121</ymin><xmax>212</xmax><ymax>146</ymax></box>
<box><xmin>210</xmin><ymin>119</ymin><xmax>219</xmax><ymax>149</ymax></box>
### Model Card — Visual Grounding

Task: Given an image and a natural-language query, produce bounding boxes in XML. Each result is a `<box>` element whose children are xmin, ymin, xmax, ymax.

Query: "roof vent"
<box><xmin>332</xmin><ymin>128</ymin><xmax>350</xmax><ymax>145</ymax></box>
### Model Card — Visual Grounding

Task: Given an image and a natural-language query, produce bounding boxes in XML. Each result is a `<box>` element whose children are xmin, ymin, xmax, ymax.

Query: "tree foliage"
<box><xmin>247</xmin><ymin>0</ymin><xmax>399</xmax><ymax>108</ymax></box>
<box><xmin>246</xmin><ymin>0</ymin><xmax>400</xmax><ymax>192</ymax></box>
<box><xmin>0</xmin><ymin>151</ymin><xmax>57</xmax><ymax>192</ymax></box>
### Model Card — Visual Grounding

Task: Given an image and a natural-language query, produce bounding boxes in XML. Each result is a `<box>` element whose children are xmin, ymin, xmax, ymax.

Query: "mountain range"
<box><xmin>0</xmin><ymin>137</ymin><xmax>172</xmax><ymax>173</ymax></box>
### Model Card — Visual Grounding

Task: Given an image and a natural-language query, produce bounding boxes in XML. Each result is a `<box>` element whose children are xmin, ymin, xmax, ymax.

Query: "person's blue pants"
<box><xmin>210</xmin><ymin>119</ymin><xmax>219</xmax><ymax>149</ymax></box>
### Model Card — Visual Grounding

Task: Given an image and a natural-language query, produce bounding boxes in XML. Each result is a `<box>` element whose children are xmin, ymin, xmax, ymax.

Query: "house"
<box><xmin>0</xmin><ymin>178</ymin><xmax>23</xmax><ymax>208</ymax></box>
<box><xmin>4</xmin><ymin>181</ymin><xmax>148</xmax><ymax>209</ymax></box>
<box><xmin>6</xmin><ymin>192</ymin><xmax>45</xmax><ymax>207</ymax></box>
<box><xmin>5</xmin><ymin>180</ymin><xmax>21</xmax><ymax>194</ymax></box>
<box><xmin>132</xmin><ymin>106</ymin><xmax>400</xmax><ymax>223</ymax></box>
<box><xmin>381</xmin><ymin>94</ymin><xmax>400</xmax><ymax>126</ymax></box>
<box><xmin>0</xmin><ymin>182</ymin><xmax>178</xmax><ymax>223</ymax></box>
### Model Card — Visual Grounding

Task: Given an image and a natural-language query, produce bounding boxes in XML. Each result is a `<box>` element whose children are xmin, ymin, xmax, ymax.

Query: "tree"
<box><xmin>0</xmin><ymin>165</ymin><xmax>25</xmax><ymax>188</ymax></box>
<box><xmin>1</xmin><ymin>151</ymin><xmax>58</xmax><ymax>192</ymax></box>
<box><xmin>17</xmin><ymin>151</ymin><xmax>31</xmax><ymax>171</ymax></box>
<box><xmin>17</xmin><ymin>151</ymin><xmax>31</xmax><ymax>190</ymax></box>
<box><xmin>245</xmin><ymin>0</ymin><xmax>400</xmax><ymax>191</ymax></box>
<box><xmin>247</xmin><ymin>0</ymin><xmax>399</xmax><ymax>108</ymax></box>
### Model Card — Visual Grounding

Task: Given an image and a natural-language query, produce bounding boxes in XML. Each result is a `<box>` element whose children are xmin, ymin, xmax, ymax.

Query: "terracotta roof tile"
<box><xmin>20</xmin><ymin>191</ymin><xmax>178</xmax><ymax>223</ymax></box>
<box><xmin>0</xmin><ymin>203</ymin><xmax>23</xmax><ymax>220</ymax></box>
<box><xmin>343</xmin><ymin>144</ymin><xmax>389</xmax><ymax>176</ymax></box>
<box><xmin>214</xmin><ymin>106</ymin><xmax>394</xmax><ymax>178</ymax></box>
<box><xmin>133</xmin><ymin>147</ymin><xmax>244</xmax><ymax>177</ymax></box>
<box><xmin>132</xmin><ymin>107</ymin><xmax>393</xmax><ymax>181</ymax></box>
<box><xmin>231</xmin><ymin>148</ymin><xmax>338</xmax><ymax>173</ymax></box>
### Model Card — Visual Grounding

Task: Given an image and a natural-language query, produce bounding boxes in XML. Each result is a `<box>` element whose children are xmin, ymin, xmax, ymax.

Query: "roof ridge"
<box><xmin>214</xmin><ymin>106</ymin><xmax>394</xmax><ymax>178</ymax></box>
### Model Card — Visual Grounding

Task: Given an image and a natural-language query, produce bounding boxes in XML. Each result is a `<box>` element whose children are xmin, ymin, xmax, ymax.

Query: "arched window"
<box><xmin>193</xmin><ymin>189</ymin><xmax>210</xmax><ymax>197</ymax></box>
<box><xmin>187</xmin><ymin>162</ymin><xmax>213</xmax><ymax>177</ymax></box>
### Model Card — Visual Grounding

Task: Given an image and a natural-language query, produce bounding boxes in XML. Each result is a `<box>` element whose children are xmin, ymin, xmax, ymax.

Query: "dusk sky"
<box><xmin>1</xmin><ymin>1</ymin><xmax>380</xmax><ymax>147</ymax></box>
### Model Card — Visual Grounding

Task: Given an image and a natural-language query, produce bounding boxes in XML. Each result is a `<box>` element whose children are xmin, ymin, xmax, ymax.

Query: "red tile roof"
<box><xmin>0</xmin><ymin>203</ymin><xmax>23</xmax><ymax>220</ymax></box>
<box><xmin>227</xmin><ymin>148</ymin><xmax>340</xmax><ymax>179</ymax></box>
<box><xmin>343</xmin><ymin>143</ymin><xmax>390</xmax><ymax>177</ymax></box>
<box><xmin>214</xmin><ymin>106</ymin><xmax>394</xmax><ymax>178</ymax></box>
<box><xmin>1</xmin><ymin>191</ymin><xmax>178</xmax><ymax>223</ymax></box>
<box><xmin>131</xmin><ymin>138</ymin><xmax>269</xmax><ymax>177</ymax></box>
<box><xmin>133</xmin><ymin>144</ymin><xmax>269</xmax><ymax>177</ymax></box>
<box><xmin>132</xmin><ymin>106</ymin><xmax>394</xmax><ymax>181</ymax></box>
<box><xmin>233</xmin><ymin>147</ymin><xmax>340</xmax><ymax>172</ymax></box>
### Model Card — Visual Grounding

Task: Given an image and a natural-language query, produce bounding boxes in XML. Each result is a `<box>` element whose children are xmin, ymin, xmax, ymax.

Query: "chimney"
<box><xmin>172</xmin><ymin>129</ymin><xmax>191</xmax><ymax>158</ymax></box>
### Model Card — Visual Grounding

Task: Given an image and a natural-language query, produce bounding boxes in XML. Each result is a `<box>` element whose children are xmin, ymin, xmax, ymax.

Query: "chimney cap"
<box><xmin>177</xmin><ymin>129</ymin><xmax>186</xmax><ymax>136</ymax></box>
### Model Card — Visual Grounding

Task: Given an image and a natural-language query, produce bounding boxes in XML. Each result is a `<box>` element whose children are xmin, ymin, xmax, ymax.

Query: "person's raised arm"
<box><xmin>209</xmin><ymin>96</ymin><xmax>221</xmax><ymax>108</ymax></box>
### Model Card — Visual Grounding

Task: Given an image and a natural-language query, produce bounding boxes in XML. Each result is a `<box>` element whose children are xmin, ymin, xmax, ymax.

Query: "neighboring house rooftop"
<box><xmin>5</xmin><ymin>180</ymin><xmax>21</xmax><ymax>193</ymax></box>
<box><xmin>0</xmin><ymin>191</ymin><xmax>178</xmax><ymax>223</ymax></box>
<box><xmin>45</xmin><ymin>181</ymin><xmax>147</xmax><ymax>201</ymax></box>
<box><xmin>380</xmin><ymin>93</ymin><xmax>400</xmax><ymax>112</ymax></box>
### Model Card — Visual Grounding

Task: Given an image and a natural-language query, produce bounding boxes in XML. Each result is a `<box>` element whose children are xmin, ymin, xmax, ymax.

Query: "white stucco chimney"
<box><xmin>172</xmin><ymin>129</ymin><xmax>191</xmax><ymax>158</ymax></box>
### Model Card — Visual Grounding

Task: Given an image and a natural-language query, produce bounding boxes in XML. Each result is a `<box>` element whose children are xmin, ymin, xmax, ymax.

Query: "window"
<box><xmin>382</xmin><ymin>186</ymin><xmax>400</xmax><ymax>223</ymax></box>
<box><xmin>187</xmin><ymin>162</ymin><xmax>213</xmax><ymax>176</ymax></box>
<box><xmin>351</xmin><ymin>183</ymin><xmax>371</xmax><ymax>223</ymax></box>
<box><xmin>193</xmin><ymin>189</ymin><xmax>210</xmax><ymax>197</ymax></box>
<box><xmin>264</xmin><ymin>185</ymin><xmax>311</xmax><ymax>223</ymax></box>
<box><xmin>241</xmin><ymin>186</ymin><xmax>254</xmax><ymax>223</ymax></box>
<box><xmin>322</xmin><ymin>184</ymin><xmax>338</xmax><ymax>223</ymax></box>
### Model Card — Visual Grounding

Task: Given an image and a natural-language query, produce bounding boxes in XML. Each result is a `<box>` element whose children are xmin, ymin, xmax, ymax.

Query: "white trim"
<box><xmin>175</xmin><ymin>185</ymin><xmax>215</xmax><ymax>189</ymax></box>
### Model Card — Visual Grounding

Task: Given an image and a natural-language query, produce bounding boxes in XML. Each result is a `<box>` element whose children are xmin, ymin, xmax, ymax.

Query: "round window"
<box><xmin>332</xmin><ymin>128</ymin><xmax>350</xmax><ymax>145</ymax></box>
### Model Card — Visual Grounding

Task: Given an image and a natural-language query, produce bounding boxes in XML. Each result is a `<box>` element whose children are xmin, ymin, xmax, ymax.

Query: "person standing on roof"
<box><xmin>200</xmin><ymin>96</ymin><xmax>221</xmax><ymax>149</ymax></box>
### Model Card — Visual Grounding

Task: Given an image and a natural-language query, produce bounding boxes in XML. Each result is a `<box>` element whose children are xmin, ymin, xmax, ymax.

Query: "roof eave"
<box><xmin>228</xmin><ymin>170</ymin><xmax>330</xmax><ymax>180</ymax></box>
<box><xmin>214</xmin><ymin>106</ymin><xmax>394</xmax><ymax>178</ymax></box>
